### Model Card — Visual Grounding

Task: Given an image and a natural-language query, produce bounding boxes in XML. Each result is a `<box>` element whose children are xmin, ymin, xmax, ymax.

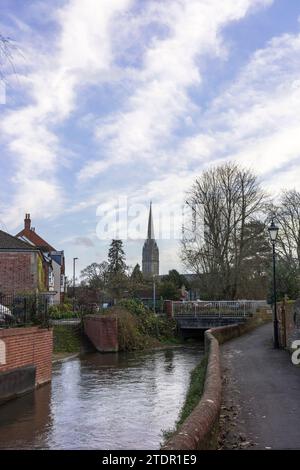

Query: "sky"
<box><xmin>0</xmin><ymin>0</ymin><xmax>300</xmax><ymax>279</ymax></box>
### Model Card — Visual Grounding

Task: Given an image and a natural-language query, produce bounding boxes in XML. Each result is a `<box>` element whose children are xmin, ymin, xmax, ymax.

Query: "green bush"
<box><xmin>119</xmin><ymin>299</ymin><xmax>176</xmax><ymax>341</ymax></box>
<box><xmin>117</xmin><ymin>310</ymin><xmax>145</xmax><ymax>351</ymax></box>
<box><xmin>49</xmin><ymin>303</ymin><xmax>74</xmax><ymax>320</ymax></box>
<box><xmin>119</xmin><ymin>299</ymin><xmax>147</xmax><ymax>316</ymax></box>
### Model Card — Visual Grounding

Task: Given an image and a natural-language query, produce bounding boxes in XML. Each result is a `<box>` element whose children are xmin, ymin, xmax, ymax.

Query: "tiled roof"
<box><xmin>0</xmin><ymin>230</ymin><xmax>37</xmax><ymax>251</ymax></box>
<box><xmin>16</xmin><ymin>228</ymin><xmax>56</xmax><ymax>251</ymax></box>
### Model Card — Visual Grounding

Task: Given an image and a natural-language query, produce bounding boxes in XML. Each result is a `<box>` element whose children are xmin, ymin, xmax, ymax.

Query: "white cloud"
<box><xmin>4</xmin><ymin>0</ymin><xmax>300</xmax><ymax>276</ymax></box>
<box><xmin>169</xmin><ymin>30</ymin><xmax>300</xmax><ymax>191</ymax></box>
<box><xmin>79</xmin><ymin>0</ymin><xmax>272</xmax><ymax>180</ymax></box>
<box><xmin>0</xmin><ymin>0</ymin><xmax>133</xmax><ymax>228</ymax></box>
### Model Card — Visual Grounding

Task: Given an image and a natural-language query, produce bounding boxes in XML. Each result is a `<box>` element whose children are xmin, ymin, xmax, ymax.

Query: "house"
<box><xmin>0</xmin><ymin>229</ymin><xmax>53</xmax><ymax>296</ymax></box>
<box><xmin>16</xmin><ymin>214</ymin><xmax>65</xmax><ymax>304</ymax></box>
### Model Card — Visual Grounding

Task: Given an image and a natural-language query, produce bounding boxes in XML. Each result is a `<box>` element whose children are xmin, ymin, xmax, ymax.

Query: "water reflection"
<box><xmin>0</xmin><ymin>346</ymin><xmax>203</xmax><ymax>450</ymax></box>
<box><xmin>0</xmin><ymin>383</ymin><xmax>52</xmax><ymax>449</ymax></box>
<box><xmin>163</xmin><ymin>349</ymin><xmax>175</xmax><ymax>373</ymax></box>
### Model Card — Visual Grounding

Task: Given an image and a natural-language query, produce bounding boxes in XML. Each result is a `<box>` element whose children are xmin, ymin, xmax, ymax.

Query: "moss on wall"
<box><xmin>37</xmin><ymin>255</ymin><xmax>46</xmax><ymax>291</ymax></box>
<box><xmin>53</xmin><ymin>324</ymin><xmax>81</xmax><ymax>353</ymax></box>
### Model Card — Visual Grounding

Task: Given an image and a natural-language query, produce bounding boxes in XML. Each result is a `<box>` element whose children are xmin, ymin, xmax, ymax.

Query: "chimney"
<box><xmin>24</xmin><ymin>213</ymin><xmax>31</xmax><ymax>230</ymax></box>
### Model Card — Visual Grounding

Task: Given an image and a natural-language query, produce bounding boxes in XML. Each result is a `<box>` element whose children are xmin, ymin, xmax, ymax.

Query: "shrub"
<box><xmin>119</xmin><ymin>298</ymin><xmax>177</xmax><ymax>341</ymax></box>
<box><xmin>49</xmin><ymin>303</ymin><xmax>74</xmax><ymax>320</ymax></box>
<box><xmin>119</xmin><ymin>299</ymin><xmax>147</xmax><ymax>316</ymax></box>
<box><xmin>116</xmin><ymin>309</ymin><xmax>145</xmax><ymax>351</ymax></box>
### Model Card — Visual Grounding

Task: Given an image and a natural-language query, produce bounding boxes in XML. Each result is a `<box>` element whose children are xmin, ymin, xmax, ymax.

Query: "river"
<box><xmin>0</xmin><ymin>346</ymin><xmax>203</xmax><ymax>450</ymax></box>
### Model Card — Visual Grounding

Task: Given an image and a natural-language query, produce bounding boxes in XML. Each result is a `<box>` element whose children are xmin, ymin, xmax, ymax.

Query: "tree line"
<box><xmin>78</xmin><ymin>240</ymin><xmax>187</xmax><ymax>306</ymax></box>
<box><xmin>77</xmin><ymin>161</ymin><xmax>299</xmax><ymax>304</ymax></box>
<box><xmin>181</xmin><ymin>162</ymin><xmax>300</xmax><ymax>301</ymax></box>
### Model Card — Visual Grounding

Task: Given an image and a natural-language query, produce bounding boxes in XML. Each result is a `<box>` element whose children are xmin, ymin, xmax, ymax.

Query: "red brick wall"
<box><xmin>0</xmin><ymin>327</ymin><xmax>53</xmax><ymax>386</ymax></box>
<box><xmin>278</xmin><ymin>300</ymin><xmax>297</xmax><ymax>348</ymax></box>
<box><xmin>84</xmin><ymin>315</ymin><xmax>118</xmax><ymax>352</ymax></box>
<box><xmin>164</xmin><ymin>300</ymin><xmax>173</xmax><ymax>319</ymax></box>
<box><xmin>0</xmin><ymin>252</ymin><xmax>38</xmax><ymax>294</ymax></box>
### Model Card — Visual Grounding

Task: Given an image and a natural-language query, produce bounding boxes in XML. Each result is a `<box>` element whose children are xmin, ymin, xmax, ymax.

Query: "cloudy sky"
<box><xmin>0</xmin><ymin>0</ymin><xmax>300</xmax><ymax>278</ymax></box>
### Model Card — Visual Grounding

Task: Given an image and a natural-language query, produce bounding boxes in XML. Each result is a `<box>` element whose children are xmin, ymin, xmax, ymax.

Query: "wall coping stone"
<box><xmin>0</xmin><ymin>326</ymin><xmax>52</xmax><ymax>338</ymax></box>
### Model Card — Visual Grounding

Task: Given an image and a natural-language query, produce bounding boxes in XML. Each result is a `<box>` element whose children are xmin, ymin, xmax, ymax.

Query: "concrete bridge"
<box><xmin>167</xmin><ymin>300</ymin><xmax>268</xmax><ymax>338</ymax></box>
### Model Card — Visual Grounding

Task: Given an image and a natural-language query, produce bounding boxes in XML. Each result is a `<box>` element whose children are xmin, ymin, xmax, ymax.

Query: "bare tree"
<box><xmin>275</xmin><ymin>190</ymin><xmax>300</xmax><ymax>269</ymax></box>
<box><xmin>80</xmin><ymin>261</ymin><xmax>109</xmax><ymax>289</ymax></box>
<box><xmin>181</xmin><ymin>162</ymin><xmax>267</xmax><ymax>299</ymax></box>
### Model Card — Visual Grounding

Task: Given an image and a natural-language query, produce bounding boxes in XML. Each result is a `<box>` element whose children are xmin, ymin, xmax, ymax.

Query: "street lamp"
<box><xmin>73</xmin><ymin>257</ymin><xmax>78</xmax><ymax>314</ymax></box>
<box><xmin>268</xmin><ymin>220</ymin><xmax>279</xmax><ymax>349</ymax></box>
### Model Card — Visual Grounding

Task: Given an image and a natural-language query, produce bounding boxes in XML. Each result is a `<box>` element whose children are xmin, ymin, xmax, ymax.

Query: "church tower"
<box><xmin>142</xmin><ymin>202</ymin><xmax>159</xmax><ymax>277</ymax></box>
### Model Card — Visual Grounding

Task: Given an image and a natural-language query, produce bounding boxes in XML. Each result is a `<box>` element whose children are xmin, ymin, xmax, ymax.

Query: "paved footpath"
<box><xmin>219</xmin><ymin>323</ymin><xmax>300</xmax><ymax>450</ymax></box>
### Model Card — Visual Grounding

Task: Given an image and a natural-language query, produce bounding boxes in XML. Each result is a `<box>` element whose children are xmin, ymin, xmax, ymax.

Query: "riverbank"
<box><xmin>53</xmin><ymin>301</ymin><xmax>179</xmax><ymax>355</ymax></box>
<box><xmin>52</xmin><ymin>352</ymin><xmax>80</xmax><ymax>363</ymax></box>
<box><xmin>161</xmin><ymin>354</ymin><xmax>208</xmax><ymax>444</ymax></box>
<box><xmin>52</xmin><ymin>338</ymin><xmax>199</xmax><ymax>365</ymax></box>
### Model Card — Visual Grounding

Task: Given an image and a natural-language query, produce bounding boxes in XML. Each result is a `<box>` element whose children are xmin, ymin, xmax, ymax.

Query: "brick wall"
<box><xmin>278</xmin><ymin>300</ymin><xmax>300</xmax><ymax>348</ymax></box>
<box><xmin>0</xmin><ymin>252</ymin><xmax>38</xmax><ymax>294</ymax></box>
<box><xmin>84</xmin><ymin>315</ymin><xmax>118</xmax><ymax>352</ymax></box>
<box><xmin>0</xmin><ymin>326</ymin><xmax>53</xmax><ymax>386</ymax></box>
<box><xmin>164</xmin><ymin>300</ymin><xmax>173</xmax><ymax>319</ymax></box>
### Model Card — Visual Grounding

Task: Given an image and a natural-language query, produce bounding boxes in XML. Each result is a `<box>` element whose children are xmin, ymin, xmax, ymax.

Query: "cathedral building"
<box><xmin>142</xmin><ymin>202</ymin><xmax>159</xmax><ymax>277</ymax></box>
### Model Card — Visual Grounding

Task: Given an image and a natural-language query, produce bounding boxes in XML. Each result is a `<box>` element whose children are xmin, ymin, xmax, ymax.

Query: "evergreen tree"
<box><xmin>107</xmin><ymin>240</ymin><xmax>127</xmax><ymax>302</ymax></box>
<box><xmin>107</xmin><ymin>239</ymin><xmax>127</xmax><ymax>274</ymax></box>
<box><xmin>164</xmin><ymin>269</ymin><xmax>190</xmax><ymax>289</ymax></box>
<box><xmin>158</xmin><ymin>280</ymin><xmax>180</xmax><ymax>301</ymax></box>
<box><xmin>128</xmin><ymin>263</ymin><xmax>145</xmax><ymax>297</ymax></box>
<box><xmin>131</xmin><ymin>263</ymin><xmax>143</xmax><ymax>283</ymax></box>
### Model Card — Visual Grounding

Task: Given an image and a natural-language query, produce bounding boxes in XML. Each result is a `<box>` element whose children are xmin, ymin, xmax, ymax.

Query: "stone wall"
<box><xmin>0</xmin><ymin>365</ymin><xmax>36</xmax><ymax>405</ymax></box>
<box><xmin>84</xmin><ymin>315</ymin><xmax>118</xmax><ymax>352</ymax></box>
<box><xmin>0</xmin><ymin>326</ymin><xmax>53</xmax><ymax>387</ymax></box>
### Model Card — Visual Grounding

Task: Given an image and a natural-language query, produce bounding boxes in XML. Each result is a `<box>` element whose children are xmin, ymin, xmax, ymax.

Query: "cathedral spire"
<box><xmin>147</xmin><ymin>201</ymin><xmax>155</xmax><ymax>239</ymax></box>
<box><xmin>142</xmin><ymin>201</ymin><xmax>159</xmax><ymax>277</ymax></box>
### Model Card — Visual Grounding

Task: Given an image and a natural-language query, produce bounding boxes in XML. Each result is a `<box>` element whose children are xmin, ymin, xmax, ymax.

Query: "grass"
<box><xmin>177</xmin><ymin>354</ymin><xmax>208</xmax><ymax>425</ymax></box>
<box><xmin>53</xmin><ymin>324</ymin><xmax>81</xmax><ymax>353</ymax></box>
<box><xmin>161</xmin><ymin>354</ymin><xmax>208</xmax><ymax>445</ymax></box>
<box><xmin>159</xmin><ymin>336</ymin><xmax>183</xmax><ymax>345</ymax></box>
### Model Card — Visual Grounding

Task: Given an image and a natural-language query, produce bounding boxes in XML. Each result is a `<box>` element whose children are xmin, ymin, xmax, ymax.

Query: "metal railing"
<box><xmin>172</xmin><ymin>300</ymin><xmax>267</xmax><ymax>318</ymax></box>
<box><xmin>0</xmin><ymin>293</ymin><xmax>50</xmax><ymax>328</ymax></box>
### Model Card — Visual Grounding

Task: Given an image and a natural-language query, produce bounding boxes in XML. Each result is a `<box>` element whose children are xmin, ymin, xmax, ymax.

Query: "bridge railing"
<box><xmin>172</xmin><ymin>300</ymin><xmax>267</xmax><ymax>318</ymax></box>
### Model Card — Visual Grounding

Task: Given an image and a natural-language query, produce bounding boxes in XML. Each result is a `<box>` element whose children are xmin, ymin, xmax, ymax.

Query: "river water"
<box><xmin>0</xmin><ymin>346</ymin><xmax>203</xmax><ymax>450</ymax></box>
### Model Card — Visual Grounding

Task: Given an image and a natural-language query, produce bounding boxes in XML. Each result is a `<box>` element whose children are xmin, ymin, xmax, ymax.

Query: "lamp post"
<box><xmin>73</xmin><ymin>257</ymin><xmax>78</xmax><ymax>314</ymax></box>
<box><xmin>268</xmin><ymin>220</ymin><xmax>279</xmax><ymax>349</ymax></box>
